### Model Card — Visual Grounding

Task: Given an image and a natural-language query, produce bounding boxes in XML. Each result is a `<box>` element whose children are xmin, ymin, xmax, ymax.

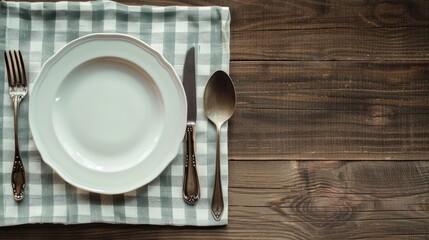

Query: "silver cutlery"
<box><xmin>204</xmin><ymin>70</ymin><xmax>236</xmax><ymax>221</ymax></box>
<box><xmin>182</xmin><ymin>47</ymin><xmax>200</xmax><ymax>204</ymax></box>
<box><xmin>4</xmin><ymin>50</ymin><xmax>27</xmax><ymax>202</ymax></box>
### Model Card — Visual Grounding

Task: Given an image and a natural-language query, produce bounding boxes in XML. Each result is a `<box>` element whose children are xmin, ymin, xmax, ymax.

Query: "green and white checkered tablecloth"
<box><xmin>0</xmin><ymin>0</ymin><xmax>230</xmax><ymax>226</ymax></box>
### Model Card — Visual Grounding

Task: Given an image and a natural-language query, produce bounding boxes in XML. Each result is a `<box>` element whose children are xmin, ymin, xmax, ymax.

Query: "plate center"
<box><xmin>53</xmin><ymin>57</ymin><xmax>164</xmax><ymax>172</ymax></box>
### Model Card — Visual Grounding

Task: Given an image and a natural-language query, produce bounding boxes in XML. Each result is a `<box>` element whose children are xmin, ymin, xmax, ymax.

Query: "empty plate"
<box><xmin>29</xmin><ymin>33</ymin><xmax>187</xmax><ymax>194</ymax></box>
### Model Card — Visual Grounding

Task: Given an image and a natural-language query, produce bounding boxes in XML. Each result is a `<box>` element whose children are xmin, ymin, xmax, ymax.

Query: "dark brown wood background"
<box><xmin>2</xmin><ymin>0</ymin><xmax>429</xmax><ymax>239</ymax></box>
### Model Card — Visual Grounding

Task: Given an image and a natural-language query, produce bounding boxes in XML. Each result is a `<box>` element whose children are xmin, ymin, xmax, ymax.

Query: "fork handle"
<box><xmin>12</xmin><ymin>156</ymin><xmax>25</xmax><ymax>202</ymax></box>
<box><xmin>11</xmin><ymin>95</ymin><xmax>25</xmax><ymax>202</ymax></box>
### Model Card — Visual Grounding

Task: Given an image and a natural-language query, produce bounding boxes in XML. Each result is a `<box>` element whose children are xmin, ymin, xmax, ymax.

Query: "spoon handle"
<box><xmin>211</xmin><ymin>124</ymin><xmax>224</xmax><ymax>220</ymax></box>
<box><xmin>183</xmin><ymin>124</ymin><xmax>200</xmax><ymax>204</ymax></box>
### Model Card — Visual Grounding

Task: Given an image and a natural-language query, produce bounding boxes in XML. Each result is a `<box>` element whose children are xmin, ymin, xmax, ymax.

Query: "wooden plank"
<box><xmin>229</xmin><ymin>206</ymin><xmax>429</xmax><ymax>239</ymax></box>
<box><xmin>229</xmin><ymin>160</ymin><xmax>429</xmax><ymax>206</ymax></box>
<box><xmin>228</xmin><ymin>61</ymin><xmax>429</xmax><ymax>160</ymax></box>
<box><xmin>231</xmin><ymin>27</ymin><xmax>429</xmax><ymax>61</ymax></box>
<box><xmin>226</xmin><ymin>0</ymin><xmax>429</xmax><ymax>31</ymax></box>
<box><xmin>231</xmin><ymin>61</ymin><xmax>429</xmax><ymax>111</ymax></box>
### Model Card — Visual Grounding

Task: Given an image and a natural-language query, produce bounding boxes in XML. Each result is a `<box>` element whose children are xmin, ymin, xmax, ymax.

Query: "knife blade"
<box><xmin>182</xmin><ymin>47</ymin><xmax>200</xmax><ymax>205</ymax></box>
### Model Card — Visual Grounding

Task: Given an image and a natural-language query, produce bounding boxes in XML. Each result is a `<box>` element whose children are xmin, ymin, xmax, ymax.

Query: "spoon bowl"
<box><xmin>204</xmin><ymin>71</ymin><xmax>236</xmax><ymax>124</ymax></box>
<box><xmin>204</xmin><ymin>70</ymin><xmax>236</xmax><ymax>221</ymax></box>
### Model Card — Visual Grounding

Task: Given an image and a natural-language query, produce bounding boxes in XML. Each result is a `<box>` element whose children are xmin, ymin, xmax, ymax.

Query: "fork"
<box><xmin>4</xmin><ymin>50</ymin><xmax>27</xmax><ymax>202</ymax></box>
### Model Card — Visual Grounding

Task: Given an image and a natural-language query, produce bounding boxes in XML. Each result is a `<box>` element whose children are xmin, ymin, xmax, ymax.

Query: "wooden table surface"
<box><xmin>3</xmin><ymin>0</ymin><xmax>429</xmax><ymax>239</ymax></box>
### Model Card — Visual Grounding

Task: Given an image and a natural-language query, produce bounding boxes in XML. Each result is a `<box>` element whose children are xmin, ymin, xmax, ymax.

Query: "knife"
<box><xmin>182</xmin><ymin>47</ymin><xmax>200</xmax><ymax>205</ymax></box>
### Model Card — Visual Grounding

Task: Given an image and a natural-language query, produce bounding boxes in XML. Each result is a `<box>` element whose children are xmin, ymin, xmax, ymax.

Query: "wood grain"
<box><xmin>228</xmin><ymin>160</ymin><xmax>429</xmax><ymax>239</ymax></box>
<box><xmin>231</xmin><ymin>27</ymin><xmax>429</xmax><ymax>61</ymax></box>
<box><xmin>229</xmin><ymin>61</ymin><xmax>429</xmax><ymax>160</ymax></box>
<box><xmin>227</xmin><ymin>0</ymin><xmax>429</xmax><ymax>31</ymax></box>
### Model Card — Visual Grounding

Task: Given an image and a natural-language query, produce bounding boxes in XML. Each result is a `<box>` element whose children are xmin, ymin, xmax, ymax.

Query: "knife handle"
<box><xmin>183</xmin><ymin>123</ymin><xmax>200</xmax><ymax>205</ymax></box>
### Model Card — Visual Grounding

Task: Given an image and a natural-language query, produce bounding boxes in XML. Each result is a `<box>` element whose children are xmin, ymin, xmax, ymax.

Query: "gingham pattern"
<box><xmin>0</xmin><ymin>0</ymin><xmax>230</xmax><ymax>226</ymax></box>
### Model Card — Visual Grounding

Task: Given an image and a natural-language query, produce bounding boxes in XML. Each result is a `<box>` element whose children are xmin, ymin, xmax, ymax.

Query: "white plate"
<box><xmin>29</xmin><ymin>33</ymin><xmax>187</xmax><ymax>194</ymax></box>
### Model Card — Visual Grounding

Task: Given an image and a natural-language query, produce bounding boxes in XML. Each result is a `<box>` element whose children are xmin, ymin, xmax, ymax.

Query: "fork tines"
<box><xmin>4</xmin><ymin>50</ymin><xmax>27</xmax><ymax>87</ymax></box>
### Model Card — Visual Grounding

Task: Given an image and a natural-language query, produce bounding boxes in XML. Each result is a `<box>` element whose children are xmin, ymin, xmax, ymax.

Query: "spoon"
<box><xmin>204</xmin><ymin>70</ymin><xmax>236</xmax><ymax>221</ymax></box>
